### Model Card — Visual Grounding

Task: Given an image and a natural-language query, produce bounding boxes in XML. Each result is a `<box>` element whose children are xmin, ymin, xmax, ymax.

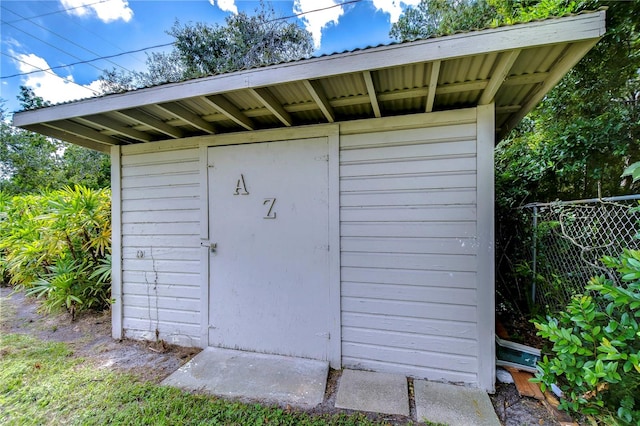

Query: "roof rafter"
<box><xmin>46</xmin><ymin>119</ymin><xmax>122</xmax><ymax>145</ymax></box>
<box><xmin>479</xmin><ymin>50</ymin><xmax>521</xmax><ymax>105</ymax></box>
<box><xmin>249</xmin><ymin>88</ymin><xmax>293</xmax><ymax>127</ymax></box>
<box><xmin>362</xmin><ymin>71</ymin><xmax>381</xmax><ymax>118</ymax></box>
<box><xmin>156</xmin><ymin>102</ymin><xmax>216</xmax><ymax>134</ymax></box>
<box><xmin>115</xmin><ymin>109</ymin><xmax>184</xmax><ymax>139</ymax></box>
<box><xmin>26</xmin><ymin>123</ymin><xmax>112</xmax><ymax>153</ymax></box>
<box><xmin>425</xmin><ymin>60</ymin><xmax>441</xmax><ymax>113</ymax></box>
<box><xmin>77</xmin><ymin>114</ymin><xmax>154</xmax><ymax>142</ymax></box>
<box><xmin>203</xmin><ymin>95</ymin><xmax>255</xmax><ymax>131</ymax></box>
<box><xmin>303</xmin><ymin>79</ymin><xmax>335</xmax><ymax>123</ymax></box>
<box><xmin>500</xmin><ymin>40</ymin><xmax>598</xmax><ymax>139</ymax></box>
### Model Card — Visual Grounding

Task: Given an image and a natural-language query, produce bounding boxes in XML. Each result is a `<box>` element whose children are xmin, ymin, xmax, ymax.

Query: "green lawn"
<box><xmin>0</xmin><ymin>333</ymin><xmax>399</xmax><ymax>425</ymax></box>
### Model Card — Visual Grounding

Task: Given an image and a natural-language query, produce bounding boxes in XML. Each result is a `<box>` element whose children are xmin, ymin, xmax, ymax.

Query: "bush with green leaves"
<box><xmin>533</xmin><ymin>249</ymin><xmax>640</xmax><ymax>425</ymax></box>
<box><xmin>0</xmin><ymin>186</ymin><xmax>112</xmax><ymax>318</ymax></box>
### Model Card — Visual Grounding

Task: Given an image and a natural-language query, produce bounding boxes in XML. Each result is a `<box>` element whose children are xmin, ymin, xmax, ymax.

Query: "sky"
<box><xmin>1</xmin><ymin>0</ymin><xmax>423</xmax><ymax>115</ymax></box>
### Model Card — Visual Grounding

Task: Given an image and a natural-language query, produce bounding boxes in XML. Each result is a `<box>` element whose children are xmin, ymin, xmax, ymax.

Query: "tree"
<box><xmin>0</xmin><ymin>105</ymin><xmax>63</xmax><ymax>194</ymax></box>
<box><xmin>1</xmin><ymin>90</ymin><xmax>111</xmax><ymax>194</ymax></box>
<box><xmin>100</xmin><ymin>2</ymin><xmax>314</xmax><ymax>92</ymax></box>
<box><xmin>390</xmin><ymin>0</ymin><xmax>499</xmax><ymax>41</ymax></box>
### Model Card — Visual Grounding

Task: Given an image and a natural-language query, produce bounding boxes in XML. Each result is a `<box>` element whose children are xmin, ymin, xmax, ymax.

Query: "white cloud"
<box><xmin>210</xmin><ymin>0</ymin><xmax>238</xmax><ymax>14</ymax></box>
<box><xmin>294</xmin><ymin>0</ymin><xmax>345</xmax><ymax>49</ymax></box>
<box><xmin>16</xmin><ymin>53</ymin><xmax>101</xmax><ymax>104</ymax></box>
<box><xmin>372</xmin><ymin>0</ymin><xmax>421</xmax><ymax>23</ymax></box>
<box><xmin>60</xmin><ymin>0</ymin><xmax>133</xmax><ymax>23</ymax></box>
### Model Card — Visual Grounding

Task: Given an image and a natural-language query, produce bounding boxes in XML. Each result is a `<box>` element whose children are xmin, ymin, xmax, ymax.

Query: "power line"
<box><xmin>3</xmin><ymin>0</ymin><xmax>112</xmax><ymax>24</ymax></box>
<box><xmin>0</xmin><ymin>5</ymin><xmax>132</xmax><ymax>73</ymax></box>
<box><xmin>1</xmin><ymin>18</ymin><xmax>106</xmax><ymax>74</ymax></box>
<box><xmin>1</xmin><ymin>0</ymin><xmax>367</xmax><ymax>80</ymax></box>
<box><xmin>1</xmin><ymin>42</ymin><xmax>174</xmax><ymax>79</ymax></box>
<box><xmin>1</xmin><ymin>51</ymin><xmax>102</xmax><ymax>96</ymax></box>
<box><xmin>278</xmin><ymin>0</ymin><xmax>363</xmax><ymax>22</ymax></box>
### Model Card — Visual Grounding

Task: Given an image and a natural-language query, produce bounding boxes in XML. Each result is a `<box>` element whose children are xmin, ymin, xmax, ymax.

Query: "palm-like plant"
<box><xmin>0</xmin><ymin>186</ymin><xmax>112</xmax><ymax>318</ymax></box>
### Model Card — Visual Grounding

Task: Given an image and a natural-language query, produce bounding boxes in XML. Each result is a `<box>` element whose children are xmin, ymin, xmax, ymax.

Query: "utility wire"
<box><xmin>1</xmin><ymin>19</ymin><xmax>106</xmax><ymax>74</ymax></box>
<box><xmin>0</xmin><ymin>5</ymin><xmax>132</xmax><ymax>73</ymax></box>
<box><xmin>1</xmin><ymin>51</ymin><xmax>102</xmax><ymax>96</ymax></box>
<box><xmin>1</xmin><ymin>0</ymin><xmax>366</xmax><ymax>80</ymax></box>
<box><xmin>3</xmin><ymin>0</ymin><xmax>112</xmax><ymax>24</ymax></box>
<box><xmin>1</xmin><ymin>43</ymin><xmax>173</xmax><ymax>79</ymax></box>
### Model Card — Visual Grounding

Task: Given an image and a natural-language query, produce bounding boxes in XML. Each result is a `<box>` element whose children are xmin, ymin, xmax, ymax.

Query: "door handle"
<box><xmin>210</xmin><ymin>243</ymin><xmax>217</xmax><ymax>253</ymax></box>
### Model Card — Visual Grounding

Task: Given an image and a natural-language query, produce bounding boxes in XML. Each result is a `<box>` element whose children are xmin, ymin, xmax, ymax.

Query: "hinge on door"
<box><xmin>315</xmin><ymin>155</ymin><xmax>329</xmax><ymax>162</ymax></box>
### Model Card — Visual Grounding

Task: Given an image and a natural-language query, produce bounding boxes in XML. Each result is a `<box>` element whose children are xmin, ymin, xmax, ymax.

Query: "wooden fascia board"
<box><xmin>303</xmin><ymin>79</ymin><xmax>335</xmax><ymax>123</ymax></box>
<box><xmin>12</xmin><ymin>11</ymin><xmax>605</xmax><ymax>127</ymax></box>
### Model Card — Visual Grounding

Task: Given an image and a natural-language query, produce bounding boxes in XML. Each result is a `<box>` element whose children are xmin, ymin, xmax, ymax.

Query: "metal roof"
<box><xmin>12</xmin><ymin>10</ymin><xmax>606</xmax><ymax>153</ymax></box>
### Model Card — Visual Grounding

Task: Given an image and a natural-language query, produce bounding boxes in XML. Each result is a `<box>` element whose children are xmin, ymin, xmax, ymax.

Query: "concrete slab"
<box><xmin>414</xmin><ymin>380</ymin><xmax>501</xmax><ymax>426</ymax></box>
<box><xmin>161</xmin><ymin>347</ymin><xmax>328</xmax><ymax>408</ymax></box>
<box><xmin>335</xmin><ymin>369</ymin><xmax>409</xmax><ymax>416</ymax></box>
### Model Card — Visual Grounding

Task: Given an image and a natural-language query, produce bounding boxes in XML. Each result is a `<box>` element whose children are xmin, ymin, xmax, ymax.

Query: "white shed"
<box><xmin>13</xmin><ymin>11</ymin><xmax>605</xmax><ymax>392</ymax></box>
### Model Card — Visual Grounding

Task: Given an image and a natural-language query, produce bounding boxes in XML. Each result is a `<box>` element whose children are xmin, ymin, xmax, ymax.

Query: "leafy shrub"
<box><xmin>533</xmin><ymin>249</ymin><xmax>640</xmax><ymax>425</ymax></box>
<box><xmin>0</xmin><ymin>186</ymin><xmax>112</xmax><ymax>317</ymax></box>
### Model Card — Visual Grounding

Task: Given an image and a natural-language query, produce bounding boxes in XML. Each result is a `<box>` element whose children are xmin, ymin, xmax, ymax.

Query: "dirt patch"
<box><xmin>0</xmin><ymin>287</ymin><xmax>199</xmax><ymax>383</ymax></box>
<box><xmin>1</xmin><ymin>286</ymin><xmax>561</xmax><ymax>425</ymax></box>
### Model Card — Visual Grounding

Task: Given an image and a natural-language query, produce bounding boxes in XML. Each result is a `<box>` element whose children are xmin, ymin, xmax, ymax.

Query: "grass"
<box><xmin>0</xmin><ymin>333</ymin><xmax>400</xmax><ymax>425</ymax></box>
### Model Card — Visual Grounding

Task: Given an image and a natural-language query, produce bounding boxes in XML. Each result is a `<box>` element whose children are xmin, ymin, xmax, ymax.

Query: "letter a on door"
<box><xmin>233</xmin><ymin>174</ymin><xmax>249</xmax><ymax>195</ymax></box>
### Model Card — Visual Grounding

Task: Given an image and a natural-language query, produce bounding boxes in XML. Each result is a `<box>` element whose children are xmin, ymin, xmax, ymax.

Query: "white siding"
<box><xmin>119</xmin><ymin>145</ymin><xmax>201</xmax><ymax>347</ymax></box>
<box><xmin>340</xmin><ymin>121</ymin><xmax>480</xmax><ymax>385</ymax></box>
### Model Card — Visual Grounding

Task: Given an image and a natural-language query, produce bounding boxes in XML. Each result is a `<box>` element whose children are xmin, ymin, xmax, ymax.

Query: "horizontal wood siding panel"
<box><xmin>340</xmin><ymin>156</ymin><xmax>476</xmax><ymax>177</ymax></box>
<box><xmin>342</xmin><ymin>327</ymin><xmax>477</xmax><ymax>356</ymax></box>
<box><xmin>123</xmin><ymin>198</ymin><xmax>200</xmax><ymax>212</ymax></box>
<box><xmin>340</xmin><ymin>139</ymin><xmax>476</xmax><ymax>162</ymax></box>
<box><xmin>341</xmin><ymin>253</ymin><xmax>477</xmax><ymax>272</ymax></box>
<box><xmin>341</xmin><ymin>205</ymin><xmax>476</xmax><ymax>222</ymax></box>
<box><xmin>340</xmin><ymin>124</ymin><xmax>476</xmax><ymax>149</ymax></box>
<box><xmin>342</xmin><ymin>297</ymin><xmax>477</xmax><ymax>322</ymax></box>
<box><xmin>125</xmin><ymin>282</ymin><xmax>200</xmax><ymax>298</ymax></box>
<box><xmin>340</xmin><ymin>188</ymin><xmax>476</xmax><ymax>207</ymax></box>
<box><xmin>122</xmin><ymin>160</ymin><xmax>199</xmax><ymax>178</ymax></box>
<box><xmin>342</xmin><ymin>312</ymin><xmax>477</xmax><ymax>339</ymax></box>
<box><xmin>122</xmin><ymin>210</ymin><xmax>200</xmax><ymax>224</ymax></box>
<box><xmin>341</xmin><ymin>237</ymin><xmax>478</xmax><ymax>255</ymax></box>
<box><xmin>341</xmin><ymin>267</ymin><xmax>476</xmax><ymax>289</ymax></box>
<box><xmin>341</xmin><ymin>222</ymin><xmax>476</xmax><ymax>238</ymax></box>
<box><xmin>342</xmin><ymin>342</ymin><xmax>478</xmax><ymax>375</ymax></box>
<box><xmin>121</xmin><ymin>172</ymin><xmax>200</xmax><ymax>189</ymax></box>
<box><xmin>340</xmin><ymin>122</ymin><xmax>479</xmax><ymax>383</ymax></box>
<box><xmin>123</xmin><ymin>235</ymin><xmax>200</xmax><ymax>248</ymax></box>
<box><xmin>123</xmin><ymin>271</ymin><xmax>199</xmax><ymax>287</ymax></box>
<box><xmin>121</xmin><ymin>146</ymin><xmax>201</xmax><ymax>347</ymax></box>
<box><xmin>341</xmin><ymin>171</ymin><xmax>476</xmax><ymax>192</ymax></box>
<box><xmin>342</xmin><ymin>282</ymin><xmax>476</xmax><ymax>305</ymax></box>
<box><xmin>122</xmin><ymin>184</ymin><xmax>200</xmax><ymax>200</ymax></box>
<box><xmin>124</xmin><ymin>294</ymin><xmax>200</xmax><ymax>312</ymax></box>
<box><xmin>341</xmin><ymin>355</ymin><xmax>477</xmax><ymax>384</ymax></box>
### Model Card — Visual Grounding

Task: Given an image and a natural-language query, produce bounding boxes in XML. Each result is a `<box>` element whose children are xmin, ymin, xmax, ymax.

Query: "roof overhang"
<box><xmin>13</xmin><ymin>11</ymin><xmax>606</xmax><ymax>153</ymax></box>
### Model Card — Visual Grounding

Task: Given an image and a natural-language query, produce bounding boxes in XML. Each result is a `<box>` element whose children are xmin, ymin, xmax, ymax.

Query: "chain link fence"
<box><xmin>523</xmin><ymin>195</ymin><xmax>640</xmax><ymax>313</ymax></box>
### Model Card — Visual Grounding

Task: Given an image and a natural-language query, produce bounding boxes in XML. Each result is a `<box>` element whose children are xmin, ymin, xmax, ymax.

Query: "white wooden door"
<box><xmin>207</xmin><ymin>138</ymin><xmax>330</xmax><ymax>360</ymax></box>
